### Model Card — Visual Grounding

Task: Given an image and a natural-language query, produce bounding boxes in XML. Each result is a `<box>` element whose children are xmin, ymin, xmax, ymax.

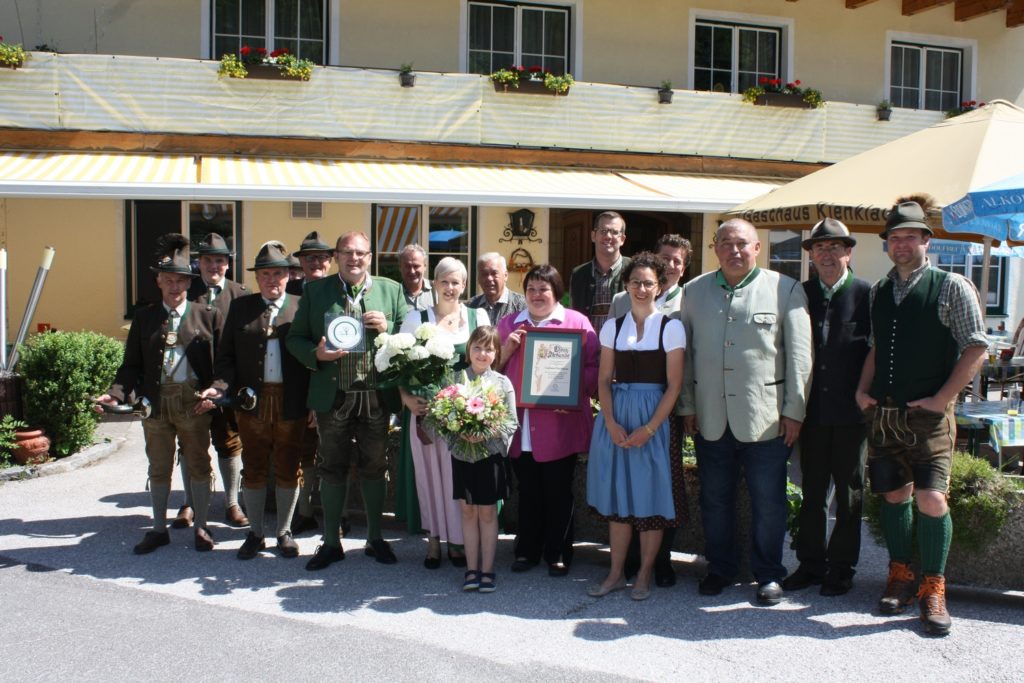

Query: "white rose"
<box><xmin>374</xmin><ymin>346</ymin><xmax>397</xmax><ymax>372</ymax></box>
<box><xmin>390</xmin><ymin>333</ymin><xmax>416</xmax><ymax>350</ymax></box>
<box><xmin>415</xmin><ymin>323</ymin><xmax>440</xmax><ymax>341</ymax></box>
<box><xmin>425</xmin><ymin>337</ymin><xmax>455</xmax><ymax>360</ymax></box>
<box><xmin>407</xmin><ymin>345</ymin><xmax>430</xmax><ymax>360</ymax></box>
<box><xmin>374</xmin><ymin>332</ymin><xmax>390</xmax><ymax>349</ymax></box>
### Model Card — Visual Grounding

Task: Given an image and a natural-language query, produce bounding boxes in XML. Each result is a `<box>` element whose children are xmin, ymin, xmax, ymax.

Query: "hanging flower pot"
<box><xmin>13</xmin><ymin>427</ymin><xmax>50</xmax><ymax>465</ymax></box>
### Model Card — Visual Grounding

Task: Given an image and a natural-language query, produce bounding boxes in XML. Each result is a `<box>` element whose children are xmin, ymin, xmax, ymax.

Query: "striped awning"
<box><xmin>0</xmin><ymin>150</ymin><xmax>783</xmax><ymax>211</ymax></box>
<box><xmin>0</xmin><ymin>151</ymin><xmax>198</xmax><ymax>198</ymax></box>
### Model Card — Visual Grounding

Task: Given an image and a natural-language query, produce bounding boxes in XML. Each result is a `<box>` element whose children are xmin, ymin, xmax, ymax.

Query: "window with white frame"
<box><xmin>693</xmin><ymin>19</ymin><xmax>781</xmax><ymax>94</ymax></box>
<box><xmin>373</xmin><ymin>205</ymin><xmax>475</xmax><ymax>293</ymax></box>
<box><xmin>467</xmin><ymin>1</ymin><xmax>570</xmax><ymax>75</ymax></box>
<box><xmin>212</xmin><ymin>0</ymin><xmax>326</xmax><ymax>64</ymax></box>
<box><xmin>890</xmin><ymin>41</ymin><xmax>963</xmax><ymax>112</ymax></box>
<box><xmin>936</xmin><ymin>253</ymin><xmax>1007</xmax><ymax>315</ymax></box>
<box><xmin>768</xmin><ymin>229</ymin><xmax>804</xmax><ymax>282</ymax></box>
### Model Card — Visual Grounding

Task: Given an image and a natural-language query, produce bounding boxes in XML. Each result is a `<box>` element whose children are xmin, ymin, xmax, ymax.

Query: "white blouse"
<box><xmin>399</xmin><ymin>305</ymin><xmax>490</xmax><ymax>344</ymax></box>
<box><xmin>599</xmin><ymin>311</ymin><xmax>685</xmax><ymax>352</ymax></box>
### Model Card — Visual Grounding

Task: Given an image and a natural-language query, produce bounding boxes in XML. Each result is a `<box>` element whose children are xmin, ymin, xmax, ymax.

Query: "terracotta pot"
<box><xmin>13</xmin><ymin>428</ymin><xmax>50</xmax><ymax>465</ymax></box>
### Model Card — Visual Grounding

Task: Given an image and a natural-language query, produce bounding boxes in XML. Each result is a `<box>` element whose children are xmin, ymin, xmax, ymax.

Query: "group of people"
<box><xmin>99</xmin><ymin>196</ymin><xmax>985</xmax><ymax>638</ymax></box>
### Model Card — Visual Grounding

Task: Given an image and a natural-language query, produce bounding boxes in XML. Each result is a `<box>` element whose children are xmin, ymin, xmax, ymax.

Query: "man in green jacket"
<box><xmin>286</xmin><ymin>231</ymin><xmax>408</xmax><ymax>570</ymax></box>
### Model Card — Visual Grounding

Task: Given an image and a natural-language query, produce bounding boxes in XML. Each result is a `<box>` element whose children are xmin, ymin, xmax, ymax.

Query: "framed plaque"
<box><xmin>518</xmin><ymin>328</ymin><xmax>584</xmax><ymax>409</ymax></box>
<box><xmin>325</xmin><ymin>313</ymin><xmax>365</xmax><ymax>351</ymax></box>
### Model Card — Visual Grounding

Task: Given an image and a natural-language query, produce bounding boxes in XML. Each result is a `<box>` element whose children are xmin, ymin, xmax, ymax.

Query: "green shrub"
<box><xmin>18</xmin><ymin>331</ymin><xmax>124</xmax><ymax>457</ymax></box>
<box><xmin>0</xmin><ymin>414</ymin><xmax>28</xmax><ymax>467</ymax></box>
<box><xmin>864</xmin><ymin>451</ymin><xmax>1021</xmax><ymax>554</ymax></box>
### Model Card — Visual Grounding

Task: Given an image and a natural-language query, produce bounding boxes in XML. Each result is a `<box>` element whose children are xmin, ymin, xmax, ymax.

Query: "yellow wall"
<box><xmin>339</xmin><ymin>0</ymin><xmax>462</xmax><ymax>72</ymax></box>
<box><xmin>0</xmin><ymin>198</ymin><xmax>125</xmax><ymax>339</ymax></box>
<box><xmin>476</xmin><ymin>206</ymin><xmax>549</xmax><ymax>295</ymax></box>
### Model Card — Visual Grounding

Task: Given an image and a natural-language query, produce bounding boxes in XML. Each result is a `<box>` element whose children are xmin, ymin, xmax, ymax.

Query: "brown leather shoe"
<box><xmin>277</xmin><ymin>532</ymin><xmax>300</xmax><ymax>558</ymax></box>
<box><xmin>225</xmin><ymin>504</ymin><xmax>249</xmax><ymax>527</ymax></box>
<box><xmin>878</xmin><ymin>561</ymin><xmax>917</xmax><ymax>614</ymax></box>
<box><xmin>133</xmin><ymin>530</ymin><xmax>170</xmax><ymax>555</ymax></box>
<box><xmin>171</xmin><ymin>506</ymin><xmax>193</xmax><ymax>529</ymax></box>
<box><xmin>917</xmin><ymin>574</ymin><xmax>952</xmax><ymax>636</ymax></box>
<box><xmin>194</xmin><ymin>526</ymin><xmax>215</xmax><ymax>552</ymax></box>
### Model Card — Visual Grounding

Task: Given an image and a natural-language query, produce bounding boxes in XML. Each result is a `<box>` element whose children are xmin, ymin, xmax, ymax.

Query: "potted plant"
<box><xmin>490</xmin><ymin>66</ymin><xmax>573</xmax><ymax>96</ymax></box>
<box><xmin>657</xmin><ymin>80</ymin><xmax>673</xmax><ymax>104</ymax></box>
<box><xmin>0</xmin><ymin>36</ymin><xmax>27</xmax><ymax>69</ymax></box>
<box><xmin>218</xmin><ymin>45</ymin><xmax>315</xmax><ymax>81</ymax></box>
<box><xmin>877</xmin><ymin>100</ymin><xmax>893</xmax><ymax>121</ymax></box>
<box><xmin>490</xmin><ymin>66</ymin><xmax>525</xmax><ymax>91</ymax></box>
<box><xmin>543</xmin><ymin>72</ymin><xmax>574</xmax><ymax>96</ymax></box>
<box><xmin>0</xmin><ymin>414</ymin><xmax>28</xmax><ymax>467</ymax></box>
<box><xmin>946</xmin><ymin>100</ymin><xmax>983</xmax><ymax>118</ymax></box>
<box><xmin>742</xmin><ymin>77</ymin><xmax>823</xmax><ymax>109</ymax></box>
<box><xmin>399</xmin><ymin>62</ymin><xmax>416</xmax><ymax>87</ymax></box>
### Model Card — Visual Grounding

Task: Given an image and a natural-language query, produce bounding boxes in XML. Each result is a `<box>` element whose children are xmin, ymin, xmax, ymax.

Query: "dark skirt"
<box><xmin>452</xmin><ymin>452</ymin><xmax>509</xmax><ymax>506</ymax></box>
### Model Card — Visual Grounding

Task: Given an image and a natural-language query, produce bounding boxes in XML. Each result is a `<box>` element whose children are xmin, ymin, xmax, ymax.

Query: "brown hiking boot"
<box><xmin>917</xmin><ymin>574</ymin><xmax>952</xmax><ymax>636</ymax></box>
<box><xmin>878</xmin><ymin>561</ymin><xmax>917</xmax><ymax>614</ymax></box>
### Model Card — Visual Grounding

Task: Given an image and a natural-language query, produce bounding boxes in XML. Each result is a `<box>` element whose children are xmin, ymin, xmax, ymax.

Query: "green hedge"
<box><xmin>18</xmin><ymin>331</ymin><xmax>124</xmax><ymax>457</ymax></box>
<box><xmin>864</xmin><ymin>451</ymin><xmax>1022</xmax><ymax>553</ymax></box>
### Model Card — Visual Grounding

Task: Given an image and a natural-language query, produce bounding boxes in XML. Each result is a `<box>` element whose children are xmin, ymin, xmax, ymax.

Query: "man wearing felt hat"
<box><xmin>96</xmin><ymin>234</ymin><xmax>221</xmax><ymax>554</ymax></box>
<box><xmin>199</xmin><ymin>242</ymin><xmax>311</xmax><ymax>560</ymax></box>
<box><xmin>854</xmin><ymin>196</ymin><xmax>987</xmax><ymax>636</ymax></box>
<box><xmin>783</xmin><ymin>218</ymin><xmax>871</xmax><ymax>597</ymax></box>
<box><xmin>287</xmin><ymin>230</ymin><xmax>334</xmax><ymax>296</ymax></box>
<box><xmin>176</xmin><ymin>232</ymin><xmax>250</xmax><ymax>530</ymax></box>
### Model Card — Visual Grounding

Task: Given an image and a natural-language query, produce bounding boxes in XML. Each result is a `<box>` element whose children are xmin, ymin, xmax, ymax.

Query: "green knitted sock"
<box><xmin>879</xmin><ymin>498</ymin><xmax>914</xmax><ymax>564</ymax></box>
<box><xmin>362</xmin><ymin>478</ymin><xmax>386</xmax><ymax>541</ymax></box>
<box><xmin>918</xmin><ymin>510</ymin><xmax>952</xmax><ymax>575</ymax></box>
<box><xmin>319</xmin><ymin>480</ymin><xmax>348</xmax><ymax>547</ymax></box>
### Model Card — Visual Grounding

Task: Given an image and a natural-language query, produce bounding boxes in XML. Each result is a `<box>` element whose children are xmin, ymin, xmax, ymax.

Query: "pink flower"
<box><xmin>466</xmin><ymin>397</ymin><xmax>486</xmax><ymax>415</ymax></box>
<box><xmin>437</xmin><ymin>385</ymin><xmax>460</xmax><ymax>399</ymax></box>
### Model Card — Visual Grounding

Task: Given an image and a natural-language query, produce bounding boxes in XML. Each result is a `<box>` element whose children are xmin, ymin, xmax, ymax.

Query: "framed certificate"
<box><xmin>518</xmin><ymin>328</ymin><xmax>584</xmax><ymax>409</ymax></box>
<box><xmin>325</xmin><ymin>313</ymin><xmax>365</xmax><ymax>351</ymax></box>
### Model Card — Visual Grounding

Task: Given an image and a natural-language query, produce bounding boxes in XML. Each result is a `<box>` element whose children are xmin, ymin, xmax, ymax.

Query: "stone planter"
<box><xmin>13</xmin><ymin>428</ymin><xmax>50</xmax><ymax>465</ymax></box>
<box><xmin>944</xmin><ymin>487</ymin><xmax>1024</xmax><ymax>590</ymax></box>
<box><xmin>754</xmin><ymin>92</ymin><xmax>814</xmax><ymax>109</ymax></box>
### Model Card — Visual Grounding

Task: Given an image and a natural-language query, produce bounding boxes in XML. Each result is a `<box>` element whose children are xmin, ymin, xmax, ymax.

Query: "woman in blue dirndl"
<box><xmin>586</xmin><ymin>252</ymin><xmax>685</xmax><ymax>600</ymax></box>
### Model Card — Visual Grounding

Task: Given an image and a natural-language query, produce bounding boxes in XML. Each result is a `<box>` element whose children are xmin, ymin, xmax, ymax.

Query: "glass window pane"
<box><xmin>546</xmin><ymin>57</ymin><xmax>565</xmax><ymax>75</ymax></box>
<box><xmin>215</xmin><ymin>36</ymin><xmax>238</xmax><ymax>59</ymax></box>
<box><xmin>216</xmin><ymin>0</ymin><xmax>240</xmax><ymax>33</ymax></box>
<box><xmin>694</xmin><ymin>25</ymin><xmax>711</xmax><ymax>69</ymax></box>
<box><xmin>758</xmin><ymin>31</ymin><xmax>777</xmax><ymax>74</ymax></box>
<box><xmin>925</xmin><ymin>50</ymin><xmax>942</xmax><ymax>91</ymax></box>
<box><xmin>493</xmin><ymin>6</ymin><xmax>514</xmax><ymax>53</ymax></box>
<box><xmin>241</xmin><ymin>0</ymin><xmax>265</xmax><ymax>36</ymax></box>
<box><xmin>276</xmin><ymin>38</ymin><xmax>298</xmax><ymax>55</ymax></box>
<box><xmin>468</xmin><ymin>51</ymin><xmax>491</xmax><ymax>74</ymax></box>
<box><xmin>737</xmin><ymin>29</ymin><xmax>757</xmax><ymax>72</ymax></box>
<box><xmin>299</xmin><ymin>0</ymin><xmax>324</xmax><ymax>40</ymax></box>
<box><xmin>891</xmin><ymin>46</ymin><xmax>904</xmax><ymax>87</ymax></box>
<box><xmin>694</xmin><ymin>68</ymin><xmax>711</xmax><ymax>91</ymax></box>
<box><xmin>276</xmin><ymin>0</ymin><xmax>298</xmax><ymax>37</ymax></box>
<box><xmin>522</xmin><ymin>9</ymin><xmax>542</xmax><ymax>54</ymax></box>
<box><xmin>429</xmin><ymin>207</ymin><xmax>470</xmax><ymax>254</ymax></box>
<box><xmin>712</xmin><ymin>26</ymin><xmax>731</xmax><ymax>69</ymax></box>
<box><xmin>469</xmin><ymin>4</ymin><xmax>490</xmax><ymax>50</ymax></box>
<box><xmin>544</xmin><ymin>11</ymin><xmax>566</xmax><ymax>58</ymax></box>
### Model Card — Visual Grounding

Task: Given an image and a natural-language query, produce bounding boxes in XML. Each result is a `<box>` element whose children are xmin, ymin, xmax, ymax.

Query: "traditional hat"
<box><xmin>287</xmin><ymin>254</ymin><xmax>302</xmax><ymax>269</ymax></box>
<box><xmin>195</xmin><ymin>233</ymin><xmax>235</xmax><ymax>256</ymax></box>
<box><xmin>801</xmin><ymin>218</ymin><xmax>856</xmax><ymax>250</ymax></box>
<box><xmin>247</xmin><ymin>242</ymin><xmax>292</xmax><ymax>271</ymax></box>
<box><xmin>880</xmin><ymin>201</ymin><xmax>933</xmax><ymax>238</ymax></box>
<box><xmin>149</xmin><ymin>234</ymin><xmax>198</xmax><ymax>276</ymax></box>
<box><xmin>292</xmin><ymin>230</ymin><xmax>333</xmax><ymax>256</ymax></box>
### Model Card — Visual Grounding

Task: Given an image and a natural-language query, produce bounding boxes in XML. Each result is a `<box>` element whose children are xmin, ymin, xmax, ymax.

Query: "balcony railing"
<box><xmin>0</xmin><ymin>53</ymin><xmax>944</xmax><ymax>166</ymax></box>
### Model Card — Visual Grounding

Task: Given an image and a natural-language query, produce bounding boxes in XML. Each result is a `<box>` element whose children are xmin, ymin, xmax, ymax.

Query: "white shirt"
<box><xmin>263</xmin><ymin>295</ymin><xmax>286</xmax><ymax>383</ymax></box>
<box><xmin>399</xmin><ymin>305</ymin><xmax>490</xmax><ymax>342</ymax></box>
<box><xmin>162</xmin><ymin>300</ymin><xmax>191</xmax><ymax>383</ymax></box>
<box><xmin>599</xmin><ymin>311</ymin><xmax>685</xmax><ymax>351</ymax></box>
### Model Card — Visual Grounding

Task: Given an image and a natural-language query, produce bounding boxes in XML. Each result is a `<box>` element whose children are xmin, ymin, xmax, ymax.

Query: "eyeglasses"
<box><xmin>303</xmin><ymin>253</ymin><xmax>332</xmax><ymax>262</ymax></box>
<box><xmin>628</xmin><ymin>279</ymin><xmax>658</xmax><ymax>290</ymax></box>
<box><xmin>595</xmin><ymin>228</ymin><xmax>623</xmax><ymax>237</ymax></box>
<box><xmin>810</xmin><ymin>243</ymin><xmax>848</xmax><ymax>255</ymax></box>
<box><xmin>337</xmin><ymin>249</ymin><xmax>370</xmax><ymax>259</ymax></box>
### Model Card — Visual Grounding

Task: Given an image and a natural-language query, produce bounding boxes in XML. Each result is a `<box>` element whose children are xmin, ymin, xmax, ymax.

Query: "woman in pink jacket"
<box><xmin>496</xmin><ymin>264</ymin><xmax>599</xmax><ymax>576</ymax></box>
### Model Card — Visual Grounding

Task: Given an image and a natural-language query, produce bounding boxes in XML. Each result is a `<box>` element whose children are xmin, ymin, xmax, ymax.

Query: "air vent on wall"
<box><xmin>291</xmin><ymin>201</ymin><xmax>323</xmax><ymax>219</ymax></box>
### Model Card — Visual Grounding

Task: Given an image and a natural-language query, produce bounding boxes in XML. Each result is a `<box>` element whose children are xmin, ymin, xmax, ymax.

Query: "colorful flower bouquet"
<box><xmin>742</xmin><ymin>77</ymin><xmax>823</xmax><ymax>108</ymax></box>
<box><xmin>218</xmin><ymin>45</ymin><xmax>315</xmax><ymax>81</ymax></box>
<box><xmin>373</xmin><ymin>323</ymin><xmax>456</xmax><ymax>392</ymax></box>
<box><xmin>425</xmin><ymin>377</ymin><xmax>517</xmax><ymax>462</ymax></box>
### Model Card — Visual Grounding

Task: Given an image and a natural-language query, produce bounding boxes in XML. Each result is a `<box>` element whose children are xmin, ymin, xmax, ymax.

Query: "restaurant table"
<box><xmin>955</xmin><ymin>400</ymin><xmax>1024</xmax><ymax>471</ymax></box>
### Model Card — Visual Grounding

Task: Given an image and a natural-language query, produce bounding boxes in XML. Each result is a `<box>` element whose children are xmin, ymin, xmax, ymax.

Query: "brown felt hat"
<box><xmin>195</xmin><ymin>233</ymin><xmax>235</xmax><ymax>256</ymax></box>
<box><xmin>802</xmin><ymin>218</ymin><xmax>856</xmax><ymax>250</ymax></box>
<box><xmin>292</xmin><ymin>231</ymin><xmax>333</xmax><ymax>256</ymax></box>
<box><xmin>880</xmin><ymin>201</ymin><xmax>933</xmax><ymax>238</ymax></box>
<box><xmin>247</xmin><ymin>242</ymin><xmax>292</xmax><ymax>271</ymax></box>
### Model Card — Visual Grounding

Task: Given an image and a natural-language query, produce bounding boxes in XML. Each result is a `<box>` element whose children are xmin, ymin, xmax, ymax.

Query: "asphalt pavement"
<box><xmin>0</xmin><ymin>419</ymin><xmax>1021</xmax><ymax>682</ymax></box>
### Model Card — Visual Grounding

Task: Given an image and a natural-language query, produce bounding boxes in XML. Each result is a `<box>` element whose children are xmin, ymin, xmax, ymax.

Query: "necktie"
<box><xmin>164</xmin><ymin>310</ymin><xmax>181</xmax><ymax>375</ymax></box>
<box><xmin>266</xmin><ymin>302</ymin><xmax>280</xmax><ymax>336</ymax></box>
<box><xmin>207</xmin><ymin>284</ymin><xmax>221</xmax><ymax>303</ymax></box>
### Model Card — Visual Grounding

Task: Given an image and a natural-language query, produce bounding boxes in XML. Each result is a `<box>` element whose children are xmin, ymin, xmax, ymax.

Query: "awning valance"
<box><xmin>0</xmin><ymin>151</ymin><xmax>783</xmax><ymax>211</ymax></box>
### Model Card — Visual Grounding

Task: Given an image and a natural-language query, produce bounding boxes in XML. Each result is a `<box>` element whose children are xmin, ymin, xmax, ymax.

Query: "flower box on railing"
<box><xmin>492</xmin><ymin>80</ymin><xmax>568</xmax><ymax>95</ymax></box>
<box><xmin>244</xmin><ymin>64</ymin><xmax>306</xmax><ymax>81</ymax></box>
<box><xmin>754</xmin><ymin>92</ymin><xmax>814</xmax><ymax>109</ymax></box>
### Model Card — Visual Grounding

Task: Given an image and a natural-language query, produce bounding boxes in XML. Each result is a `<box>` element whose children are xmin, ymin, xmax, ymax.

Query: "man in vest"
<box><xmin>200</xmin><ymin>242</ymin><xmax>311</xmax><ymax>560</ymax></box>
<box><xmin>569</xmin><ymin>211</ymin><xmax>631</xmax><ymax>331</ymax></box>
<box><xmin>468</xmin><ymin>252</ymin><xmax>526</xmax><ymax>326</ymax></box>
<box><xmin>783</xmin><ymin>218</ymin><xmax>871</xmax><ymax>597</ymax></box>
<box><xmin>855</xmin><ymin>198</ymin><xmax>987</xmax><ymax>636</ymax></box>
<box><xmin>680</xmin><ymin>219</ymin><xmax>812</xmax><ymax>606</ymax></box>
<box><xmin>96</xmin><ymin>235</ymin><xmax>220</xmax><ymax>553</ymax></box>
<box><xmin>175</xmin><ymin>233</ymin><xmax>250</xmax><ymax>530</ymax></box>
<box><xmin>286</xmin><ymin>231</ymin><xmax>408</xmax><ymax>570</ymax></box>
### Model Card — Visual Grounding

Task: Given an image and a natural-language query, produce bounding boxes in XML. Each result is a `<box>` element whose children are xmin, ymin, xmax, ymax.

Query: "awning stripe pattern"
<box><xmin>377</xmin><ymin>206</ymin><xmax>421</xmax><ymax>253</ymax></box>
<box><xmin>0</xmin><ymin>151</ymin><xmax>198</xmax><ymax>197</ymax></box>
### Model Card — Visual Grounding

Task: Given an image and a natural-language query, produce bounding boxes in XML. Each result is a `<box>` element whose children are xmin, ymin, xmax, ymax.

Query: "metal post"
<box><xmin>0</xmin><ymin>247</ymin><xmax>7</xmax><ymax>374</ymax></box>
<box><xmin>7</xmin><ymin>246</ymin><xmax>55</xmax><ymax>371</ymax></box>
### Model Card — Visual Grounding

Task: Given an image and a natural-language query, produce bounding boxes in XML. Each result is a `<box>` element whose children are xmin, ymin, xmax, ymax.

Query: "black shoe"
<box><xmin>133</xmin><ymin>530</ymin><xmax>170</xmax><ymax>555</ymax></box>
<box><xmin>756</xmin><ymin>581</ymin><xmax>784</xmax><ymax>606</ymax></box>
<box><xmin>276</xmin><ymin>532</ymin><xmax>300</xmax><ymax>558</ymax></box>
<box><xmin>447</xmin><ymin>548</ymin><xmax>467</xmax><ymax>568</ymax></box>
<box><xmin>547</xmin><ymin>562</ymin><xmax>570</xmax><ymax>577</ymax></box>
<box><xmin>291</xmin><ymin>514</ymin><xmax>319</xmax><ymax>535</ymax></box>
<box><xmin>423</xmin><ymin>554</ymin><xmax>441</xmax><ymax>570</ymax></box>
<box><xmin>820</xmin><ymin>568</ymin><xmax>854</xmax><ymax>596</ymax></box>
<box><xmin>698</xmin><ymin>573</ymin><xmax>731</xmax><ymax>596</ymax></box>
<box><xmin>511</xmin><ymin>557</ymin><xmax>538</xmax><ymax>573</ymax></box>
<box><xmin>654</xmin><ymin>559</ymin><xmax>677</xmax><ymax>588</ymax></box>
<box><xmin>364</xmin><ymin>538</ymin><xmax>397</xmax><ymax>565</ymax></box>
<box><xmin>237</xmin><ymin>532</ymin><xmax>266</xmax><ymax>560</ymax></box>
<box><xmin>305</xmin><ymin>543</ymin><xmax>344</xmax><ymax>570</ymax></box>
<box><xmin>781</xmin><ymin>565</ymin><xmax>824</xmax><ymax>592</ymax></box>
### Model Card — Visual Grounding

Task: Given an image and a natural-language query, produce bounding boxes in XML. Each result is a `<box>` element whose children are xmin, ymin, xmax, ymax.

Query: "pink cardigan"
<box><xmin>497</xmin><ymin>307</ymin><xmax>599</xmax><ymax>462</ymax></box>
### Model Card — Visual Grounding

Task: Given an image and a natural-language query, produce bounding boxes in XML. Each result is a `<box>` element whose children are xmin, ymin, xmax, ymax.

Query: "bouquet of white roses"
<box><xmin>373</xmin><ymin>322</ymin><xmax>456</xmax><ymax>391</ymax></box>
<box><xmin>425</xmin><ymin>377</ymin><xmax>518</xmax><ymax>462</ymax></box>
